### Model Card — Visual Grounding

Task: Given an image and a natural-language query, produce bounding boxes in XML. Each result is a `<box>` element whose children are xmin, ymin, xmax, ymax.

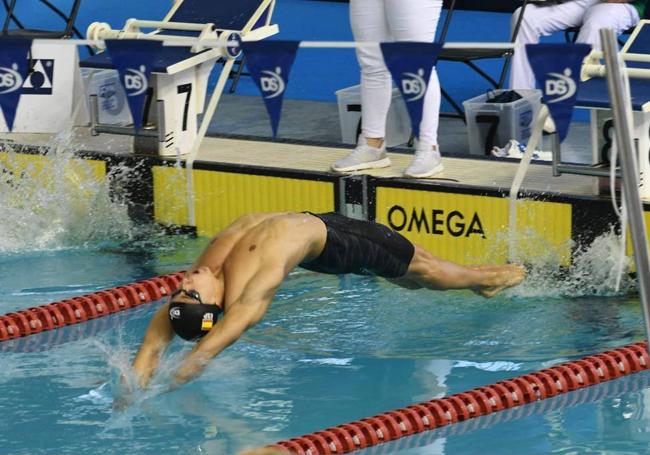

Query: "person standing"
<box><xmin>332</xmin><ymin>0</ymin><xmax>445</xmax><ymax>178</ymax></box>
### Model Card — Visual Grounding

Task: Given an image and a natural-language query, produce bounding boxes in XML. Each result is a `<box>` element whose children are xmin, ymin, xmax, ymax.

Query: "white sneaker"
<box><xmin>404</xmin><ymin>143</ymin><xmax>444</xmax><ymax>178</ymax></box>
<box><xmin>491</xmin><ymin>139</ymin><xmax>552</xmax><ymax>161</ymax></box>
<box><xmin>332</xmin><ymin>136</ymin><xmax>391</xmax><ymax>172</ymax></box>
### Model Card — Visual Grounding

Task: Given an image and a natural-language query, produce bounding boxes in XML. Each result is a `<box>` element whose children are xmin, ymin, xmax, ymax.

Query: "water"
<box><xmin>1</xmin><ymin>148</ymin><xmax>650</xmax><ymax>454</ymax></box>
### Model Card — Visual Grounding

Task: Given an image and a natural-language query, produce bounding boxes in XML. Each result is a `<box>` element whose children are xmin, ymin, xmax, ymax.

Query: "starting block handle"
<box><xmin>125</xmin><ymin>19</ymin><xmax>215</xmax><ymax>33</ymax></box>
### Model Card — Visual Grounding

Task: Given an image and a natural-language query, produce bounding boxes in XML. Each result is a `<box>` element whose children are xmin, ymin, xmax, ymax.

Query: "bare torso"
<box><xmin>193</xmin><ymin>212</ymin><xmax>327</xmax><ymax>315</ymax></box>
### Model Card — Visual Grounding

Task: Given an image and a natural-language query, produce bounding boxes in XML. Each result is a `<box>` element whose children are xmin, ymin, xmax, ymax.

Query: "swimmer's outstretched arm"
<box><xmin>170</xmin><ymin>298</ymin><xmax>268</xmax><ymax>387</ymax></box>
<box><xmin>133</xmin><ymin>302</ymin><xmax>175</xmax><ymax>388</ymax></box>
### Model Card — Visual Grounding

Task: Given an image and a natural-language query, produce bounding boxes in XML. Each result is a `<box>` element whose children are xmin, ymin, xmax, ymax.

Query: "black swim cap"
<box><xmin>168</xmin><ymin>302</ymin><xmax>222</xmax><ymax>341</ymax></box>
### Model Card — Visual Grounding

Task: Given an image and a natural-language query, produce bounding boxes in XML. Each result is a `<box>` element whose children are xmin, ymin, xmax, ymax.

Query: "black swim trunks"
<box><xmin>300</xmin><ymin>212</ymin><xmax>415</xmax><ymax>278</ymax></box>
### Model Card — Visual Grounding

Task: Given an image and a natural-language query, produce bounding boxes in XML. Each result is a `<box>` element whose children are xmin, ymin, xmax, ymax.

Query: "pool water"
<box><xmin>1</xmin><ymin>142</ymin><xmax>648</xmax><ymax>455</ymax></box>
<box><xmin>1</xmin><ymin>232</ymin><xmax>650</xmax><ymax>455</ymax></box>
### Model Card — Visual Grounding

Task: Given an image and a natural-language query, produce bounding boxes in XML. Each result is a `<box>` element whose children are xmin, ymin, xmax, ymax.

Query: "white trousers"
<box><xmin>350</xmin><ymin>0</ymin><xmax>443</xmax><ymax>145</ymax></box>
<box><xmin>509</xmin><ymin>0</ymin><xmax>640</xmax><ymax>90</ymax></box>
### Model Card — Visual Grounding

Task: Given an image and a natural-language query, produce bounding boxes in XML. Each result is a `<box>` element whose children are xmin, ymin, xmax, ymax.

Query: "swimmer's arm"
<box><xmin>133</xmin><ymin>302</ymin><xmax>175</xmax><ymax>388</ymax></box>
<box><xmin>170</xmin><ymin>299</ymin><xmax>267</xmax><ymax>387</ymax></box>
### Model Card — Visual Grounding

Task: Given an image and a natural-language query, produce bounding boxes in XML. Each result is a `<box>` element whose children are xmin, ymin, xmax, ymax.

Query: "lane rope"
<box><xmin>268</xmin><ymin>342</ymin><xmax>649</xmax><ymax>454</ymax></box>
<box><xmin>0</xmin><ymin>271</ymin><xmax>184</xmax><ymax>341</ymax></box>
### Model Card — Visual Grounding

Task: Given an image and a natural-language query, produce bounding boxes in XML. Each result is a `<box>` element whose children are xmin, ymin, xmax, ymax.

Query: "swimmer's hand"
<box><xmin>112</xmin><ymin>374</ymin><xmax>136</xmax><ymax>411</ymax></box>
<box><xmin>112</xmin><ymin>393</ymin><xmax>134</xmax><ymax>412</ymax></box>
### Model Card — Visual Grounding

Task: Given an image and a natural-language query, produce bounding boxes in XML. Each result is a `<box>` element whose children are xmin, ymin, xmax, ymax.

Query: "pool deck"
<box><xmin>0</xmin><ymin>128</ymin><xmax>600</xmax><ymax>197</ymax></box>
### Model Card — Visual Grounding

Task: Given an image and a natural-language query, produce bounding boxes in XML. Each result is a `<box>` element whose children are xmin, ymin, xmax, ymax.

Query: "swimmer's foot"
<box><xmin>472</xmin><ymin>264</ymin><xmax>526</xmax><ymax>298</ymax></box>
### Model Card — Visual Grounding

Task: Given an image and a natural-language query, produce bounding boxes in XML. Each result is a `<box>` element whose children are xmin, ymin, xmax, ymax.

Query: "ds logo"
<box><xmin>545</xmin><ymin>68</ymin><xmax>576</xmax><ymax>103</ymax></box>
<box><xmin>0</xmin><ymin>63</ymin><xmax>23</xmax><ymax>94</ymax></box>
<box><xmin>124</xmin><ymin>65</ymin><xmax>147</xmax><ymax>97</ymax></box>
<box><xmin>260</xmin><ymin>67</ymin><xmax>285</xmax><ymax>99</ymax></box>
<box><xmin>169</xmin><ymin>307</ymin><xmax>181</xmax><ymax>319</ymax></box>
<box><xmin>401</xmin><ymin>68</ymin><xmax>427</xmax><ymax>102</ymax></box>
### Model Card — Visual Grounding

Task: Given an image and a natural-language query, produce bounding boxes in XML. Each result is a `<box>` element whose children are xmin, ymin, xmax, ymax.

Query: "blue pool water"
<box><xmin>1</xmin><ymin>233</ymin><xmax>650</xmax><ymax>454</ymax></box>
<box><xmin>0</xmin><ymin>139</ymin><xmax>648</xmax><ymax>454</ymax></box>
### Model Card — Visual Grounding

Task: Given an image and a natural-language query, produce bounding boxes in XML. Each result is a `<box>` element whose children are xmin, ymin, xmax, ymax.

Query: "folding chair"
<box><xmin>0</xmin><ymin>0</ymin><xmax>86</xmax><ymax>132</ymax></box>
<box><xmin>80</xmin><ymin>0</ymin><xmax>278</xmax><ymax>156</ymax></box>
<box><xmin>437</xmin><ymin>0</ymin><xmax>531</xmax><ymax>119</ymax></box>
<box><xmin>2</xmin><ymin>0</ymin><xmax>82</xmax><ymax>38</ymax></box>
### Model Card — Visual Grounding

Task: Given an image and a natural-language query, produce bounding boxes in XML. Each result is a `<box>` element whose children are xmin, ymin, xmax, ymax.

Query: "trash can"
<box><xmin>336</xmin><ymin>84</ymin><xmax>411</xmax><ymax>147</ymax></box>
<box><xmin>84</xmin><ymin>69</ymin><xmax>131</xmax><ymax>126</ymax></box>
<box><xmin>463</xmin><ymin>89</ymin><xmax>542</xmax><ymax>156</ymax></box>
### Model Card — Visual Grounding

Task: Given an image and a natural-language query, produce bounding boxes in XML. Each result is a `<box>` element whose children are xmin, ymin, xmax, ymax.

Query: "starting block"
<box><xmin>80</xmin><ymin>0</ymin><xmax>278</xmax><ymax>156</ymax></box>
<box><xmin>576</xmin><ymin>20</ymin><xmax>650</xmax><ymax>197</ymax></box>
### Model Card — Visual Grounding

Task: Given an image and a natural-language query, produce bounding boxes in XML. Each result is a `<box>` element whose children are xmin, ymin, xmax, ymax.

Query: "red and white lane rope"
<box><xmin>269</xmin><ymin>342</ymin><xmax>650</xmax><ymax>454</ymax></box>
<box><xmin>0</xmin><ymin>272</ymin><xmax>184</xmax><ymax>341</ymax></box>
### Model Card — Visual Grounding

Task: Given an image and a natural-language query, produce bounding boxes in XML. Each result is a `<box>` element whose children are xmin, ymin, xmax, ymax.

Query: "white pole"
<box><xmin>508</xmin><ymin>105</ymin><xmax>549</xmax><ymax>262</ymax></box>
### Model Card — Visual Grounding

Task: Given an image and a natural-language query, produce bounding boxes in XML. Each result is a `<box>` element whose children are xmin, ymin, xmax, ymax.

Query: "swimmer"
<box><xmin>131</xmin><ymin>212</ymin><xmax>525</xmax><ymax>390</ymax></box>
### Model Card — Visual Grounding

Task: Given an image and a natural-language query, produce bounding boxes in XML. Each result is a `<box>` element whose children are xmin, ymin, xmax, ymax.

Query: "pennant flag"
<box><xmin>241</xmin><ymin>40</ymin><xmax>300</xmax><ymax>137</ymax></box>
<box><xmin>526</xmin><ymin>43</ymin><xmax>591</xmax><ymax>142</ymax></box>
<box><xmin>0</xmin><ymin>38</ymin><xmax>32</xmax><ymax>131</ymax></box>
<box><xmin>380</xmin><ymin>42</ymin><xmax>442</xmax><ymax>140</ymax></box>
<box><xmin>105</xmin><ymin>39</ymin><xmax>162</xmax><ymax>130</ymax></box>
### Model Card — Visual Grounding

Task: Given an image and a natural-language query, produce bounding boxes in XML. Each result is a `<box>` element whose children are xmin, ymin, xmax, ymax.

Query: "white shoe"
<box><xmin>543</xmin><ymin>116</ymin><xmax>556</xmax><ymax>134</ymax></box>
<box><xmin>332</xmin><ymin>136</ymin><xmax>391</xmax><ymax>172</ymax></box>
<box><xmin>404</xmin><ymin>143</ymin><xmax>444</xmax><ymax>178</ymax></box>
<box><xmin>491</xmin><ymin>139</ymin><xmax>552</xmax><ymax>161</ymax></box>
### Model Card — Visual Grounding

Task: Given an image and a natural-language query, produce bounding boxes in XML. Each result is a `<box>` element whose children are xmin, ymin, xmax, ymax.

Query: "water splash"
<box><xmin>512</xmin><ymin>228</ymin><xmax>636</xmax><ymax>298</ymax></box>
<box><xmin>0</xmin><ymin>131</ymin><xmax>138</xmax><ymax>253</ymax></box>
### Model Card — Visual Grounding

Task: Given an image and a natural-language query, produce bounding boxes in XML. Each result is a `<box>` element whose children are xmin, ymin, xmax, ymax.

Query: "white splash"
<box><xmin>0</xmin><ymin>131</ymin><xmax>135</xmax><ymax>253</ymax></box>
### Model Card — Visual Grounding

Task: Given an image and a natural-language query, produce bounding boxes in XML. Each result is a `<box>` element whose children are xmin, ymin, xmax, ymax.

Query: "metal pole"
<box><xmin>601</xmin><ymin>28</ymin><xmax>650</xmax><ymax>343</ymax></box>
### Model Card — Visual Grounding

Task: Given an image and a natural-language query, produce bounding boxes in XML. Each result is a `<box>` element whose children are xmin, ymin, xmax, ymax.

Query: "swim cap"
<box><xmin>168</xmin><ymin>302</ymin><xmax>222</xmax><ymax>341</ymax></box>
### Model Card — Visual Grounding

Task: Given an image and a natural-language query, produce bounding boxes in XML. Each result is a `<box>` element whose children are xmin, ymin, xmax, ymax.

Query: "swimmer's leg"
<box><xmin>386</xmin><ymin>276</ymin><xmax>423</xmax><ymax>290</ymax></box>
<box><xmin>403</xmin><ymin>245</ymin><xmax>526</xmax><ymax>298</ymax></box>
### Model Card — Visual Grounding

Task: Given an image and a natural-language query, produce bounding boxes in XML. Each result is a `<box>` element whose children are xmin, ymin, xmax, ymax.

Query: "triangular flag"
<box><xmin>0</xmin><ymin>38</ymin><xmax>31</xmax><ymax>131</ymax></box>
<box><xmin>105</xmin><ymin>39</ymin><xmax>162</xmax><ymax>130</ymax></box>
<box><xmin>526</xmin><ymin>43</ymin><xmax>591</xmax><ymax>142</ymax></box>
<box><xmin>241</xmin><ymin>40</ymin><xmax>299</xmax><ymax>137</ymax></box>
<box><xmin>380</xmin><ymin>42</ymin><xmax>442</xmax><ymax>140</ymax></box>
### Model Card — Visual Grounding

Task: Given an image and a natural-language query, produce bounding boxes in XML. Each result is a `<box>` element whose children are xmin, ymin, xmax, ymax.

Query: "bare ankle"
<box><xmin>366</xmin><ymin>137</ymin><xmax>384</xmax><ymax>149</ymax></box>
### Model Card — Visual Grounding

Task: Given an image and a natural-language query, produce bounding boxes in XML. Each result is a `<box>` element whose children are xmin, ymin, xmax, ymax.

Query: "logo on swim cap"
<box><xmin>201</xmin><ymin>312</ymin><xmax>214</xmax><ymax>331</ymax></box>
<box><xmin>0</xmin><ymin>63</ymin><xmax>23</xmax><ymax>94</ymax></box>
<box><xmin>124</xmin><ymin>65</ymin><xmax>148</xmax><ymax>97</ymax></box>
<box><xmin>169</xmin><ymin>306</ymin><xmax>181</xmax><ymax>319</ymax></box>
<box><xmin>400</xmin><ymin>69</ymin><xmax>427</xmax><ymax>102</ymax></box>
<box><xmin>259</xmin><ymin>67</ymin><xmax>285</xmax><ymax>99</ymax></box>
<box><xmin>545</xmin><ymin>68</ymin><xmax>576</xmax><ymax>104</ymax></box>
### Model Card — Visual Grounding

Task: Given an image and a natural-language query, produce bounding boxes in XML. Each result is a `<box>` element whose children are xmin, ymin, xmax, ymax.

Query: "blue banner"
<box><xmin>526</xmin><ymin>43</ymin><xmax>591</xmax><ymax>142</ymax></box>
<box><xmin>241</xmin><ymin>40</ymin><xmax>300</xmax><ymax>138</ymax></box>
<box><xmin>0</xmin><ymin>38</ymin><xmax>32</xmax><ymax>131</ymax></box>
<box><xmin>105</xmin><ymin>40</ymin><xmax>162</xmax><ymax>130</ymax></box>
<box><xmin>380</xmin><ymin>42</ymin><xmax>442</xmax><ymax>140</ymax></box>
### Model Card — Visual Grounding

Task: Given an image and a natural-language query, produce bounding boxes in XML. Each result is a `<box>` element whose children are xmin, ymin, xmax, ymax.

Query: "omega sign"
<box><xmin>387</xmin><ymin>205</ymin><xmax>486</xmax><ymax>239</ymax></box>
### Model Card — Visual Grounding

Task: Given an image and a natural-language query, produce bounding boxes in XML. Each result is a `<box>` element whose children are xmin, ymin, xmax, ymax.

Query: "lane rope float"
<box><xmin>0</xmin><ymin>271</ymin><xmax>184</xmax><ymax>341</ymax></box>
<box><xmin>268</xmin><ymin>342</ymin><xmax>650</xmax><ymax>454</ymax></box>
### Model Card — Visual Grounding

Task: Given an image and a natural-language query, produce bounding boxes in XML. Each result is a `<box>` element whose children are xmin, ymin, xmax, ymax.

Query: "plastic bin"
<box><xmin>84</xmin><ymin>69</ymin><xmax>132</xmax><ymax>126</ymax></box>
<box><xmin>335</xmin><ymin>84</ymin><xmax>411</xmax><ymax>147</ymax></box>
<box><xmin>463</xmin><ymin>89</ymin><xmax>542</xmax><ymax>156</ymax></box>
